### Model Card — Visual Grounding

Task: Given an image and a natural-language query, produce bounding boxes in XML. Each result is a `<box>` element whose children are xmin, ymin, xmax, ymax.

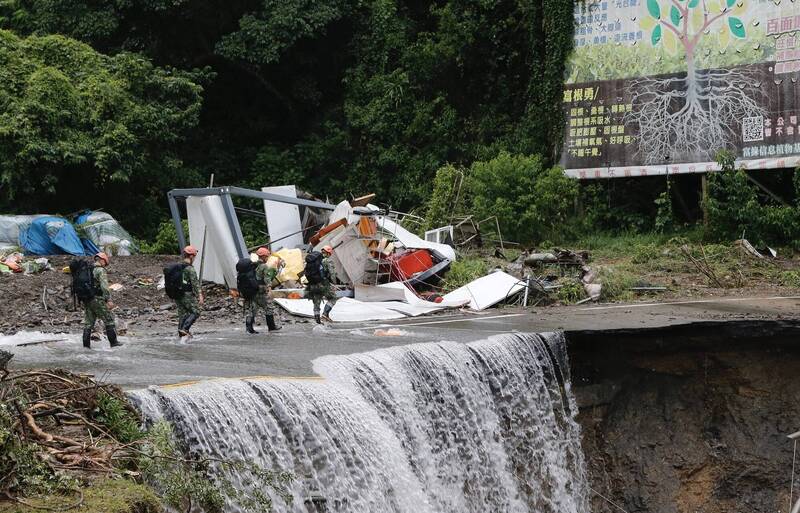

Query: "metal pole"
<box><xmin>791</xmin><ymin>436</ymin><xmax>798</xmax><ymax>513</ymax></box>
<box><xmin>167</xmin><ymin>192</ymin><xmax>186</xmax><ymax>252</ymax></box>
<box><xmin>220</xmin><ymin>193</ymin><xmax>248</xmax><ymax>259</ymax></box>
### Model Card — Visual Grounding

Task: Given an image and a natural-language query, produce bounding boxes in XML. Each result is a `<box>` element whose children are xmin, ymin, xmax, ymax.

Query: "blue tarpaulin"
<box><xmin>19</xmin><ymin>216</ymin><xmax>98</xmax><ymax>256</ymax></box>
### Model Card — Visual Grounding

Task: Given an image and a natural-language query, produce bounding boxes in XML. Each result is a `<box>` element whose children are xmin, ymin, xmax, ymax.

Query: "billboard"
<box><xmin>561</xmin><ymin>0</ymin><xmax>800</xmax><ymax>178</ymax></box>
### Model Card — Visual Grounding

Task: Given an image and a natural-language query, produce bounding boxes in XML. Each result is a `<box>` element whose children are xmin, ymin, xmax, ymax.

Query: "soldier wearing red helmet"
<box><xmin>171</xmin><ymin>245</ymin><xmax>203</xmax><ymax>338</ymax></box>
<box><xmin>77</xmin><ymin>252</ymin><xmax>121</xmax><ymax>348</ymax></box>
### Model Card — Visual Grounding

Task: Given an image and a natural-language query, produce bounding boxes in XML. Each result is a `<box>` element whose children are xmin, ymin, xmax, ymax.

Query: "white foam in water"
<box><xmin>0</xmin><ymin>330</ymin><xmax>73</xmax><ymax>347</ymax></box>
<box><xmin>130</xmin><ymin>332</ymin><xmax>590</xmax><ymax>513</ymax></box>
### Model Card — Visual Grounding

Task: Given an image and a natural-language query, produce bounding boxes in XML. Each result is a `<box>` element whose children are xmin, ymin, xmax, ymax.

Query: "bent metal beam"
<box><xmin>167</xmin><ymin>186</ymin><xmax>336</xmax><ymax>257</ymax></box>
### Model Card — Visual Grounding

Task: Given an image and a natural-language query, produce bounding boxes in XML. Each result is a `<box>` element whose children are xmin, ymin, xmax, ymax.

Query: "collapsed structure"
<box><xmin>168</xmin><ymin>186</ymin><xmax>525</xmax><ymax>321</ymax></box>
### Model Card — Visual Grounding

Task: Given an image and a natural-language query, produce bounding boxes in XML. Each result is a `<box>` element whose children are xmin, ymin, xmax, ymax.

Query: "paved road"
<box><xmin>3</xmin><ymin>295</ymin><xmax>799</xmax><ymax>389</ymax></box>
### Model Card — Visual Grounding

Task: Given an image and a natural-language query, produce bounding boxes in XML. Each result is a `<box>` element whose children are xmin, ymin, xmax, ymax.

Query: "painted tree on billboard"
<box><xmin>626</xmin><ymin>0</ymin><xmax>766</xmax><ymax>163</ymax></box>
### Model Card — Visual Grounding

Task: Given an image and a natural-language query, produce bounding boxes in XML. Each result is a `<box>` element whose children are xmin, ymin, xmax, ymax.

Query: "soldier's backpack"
<box><xmin>69</xmin><ymin>259</ymin><xmax>96</xmax><ymax>303</ymax></box>
<box><xmin>304</xmin><ymin>251</ymin><xmax>324</xmax><ymax>285</ymax></box>
<box><xmin>163</xmin><ymin>263</ymin><xmax>189</xmax><ymax>300</ymax></box>
<box><xmin>236</xmin><ymin>258</ymin><xmax>259</xmax><ymax>300</ymax></box>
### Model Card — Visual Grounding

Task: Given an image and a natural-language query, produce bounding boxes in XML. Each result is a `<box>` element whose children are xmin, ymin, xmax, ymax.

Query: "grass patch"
<box><xmin>443</xmin><ymin>255</ymin><xmax>488</xmax><ymax>291</ymax></box>
<box><xmin>597</xmin><ymin>266</ymin><xmax>638</xmax><ymax>302</ymax></box>
<box><xmin>0</xmin><ymin>479</ymin><xmax>162</xmax><ymax>513</ymax></box>
<box><xmin>779</xmin><ymin>270</ymin><xmax>800</xmax><ymax>288</ymax></box>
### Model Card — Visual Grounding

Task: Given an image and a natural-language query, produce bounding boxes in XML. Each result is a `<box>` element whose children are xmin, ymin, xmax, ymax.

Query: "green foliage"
<box><xmin>139</xmin><ymin>220</ymin><xmax>188</xmax><ymax>255</ymax></box>
<box><xmin>423</xmin><ymin>164</ymin><xmax>461</xmax><ymax>232</ymax></box>
<box><xmin>654</xmin><ymin>179</ymin><xmax>675</xmax><ymax>233</ymax></box>
<box><xmin>556</xmin><ymin>278</ymin><xmax>584</xmax><ymax>304</ymax></box>
<box><xmin>138</xmin><ymin>421</ymin><xmax>293</xmax><ymax>513</ymax></box>
<box><xmin>94</xmin><ymin>392</ymin><xmax>144</xmax><ymax>444</ymax></box>
<box><xmin>467</xmin><ymin>152</ymin><xmax>578</xmax><ymax>244</ymax></box>
<box><xmin>216</xmin><ymin>0</ymin><xmax>349</xmax><ymax>65</ymax></box>
<box><xmin>0</xmin><ymin>30</ymin><xmax>208</xmax><ymax>236</ymax></box>
<box><xmin>705</xmin><ymin>151</ymin><xmax>800</xmax><ymax>247</ymax></box>
<box><xmin>630</xmin><ymin>242</ymin><xmax>660</xmax><ymax>265</ymax></box>
<box><xmin>0</xmin><ymin>0</ymin><xmax>576</xmax><ymax>235</ymax></box>
<box><xmin>443</xmin><ymin>256</ymin><xmax>488</xmax><ymax>292</ymax></box>
<box><xmin>779</xmin><ymin>270</ymin><xmax>800</xmax><ymax>288</ymax></box>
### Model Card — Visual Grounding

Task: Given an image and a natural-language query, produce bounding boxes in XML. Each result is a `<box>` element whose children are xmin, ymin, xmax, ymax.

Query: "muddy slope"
<box><xmin>568</xmin><ymin>322</ymin><xmax>800</xmax><ymax>513</ymax></box>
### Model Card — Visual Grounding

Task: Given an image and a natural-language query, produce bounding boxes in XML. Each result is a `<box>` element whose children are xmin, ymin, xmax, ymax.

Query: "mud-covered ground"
<box><xmin>0</xmin><ymin>255</ymin><xmax>248</xmax><ymax>335</ymax></box>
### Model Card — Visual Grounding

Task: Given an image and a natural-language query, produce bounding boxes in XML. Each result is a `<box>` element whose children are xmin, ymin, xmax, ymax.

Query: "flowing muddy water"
<box><xmin>131</xmin><ymin>332</ymin><xmax>590</xmax><ymax>513</ymax></box>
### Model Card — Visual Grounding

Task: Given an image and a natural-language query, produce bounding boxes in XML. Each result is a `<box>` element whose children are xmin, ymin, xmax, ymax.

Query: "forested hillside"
<box><xmin>0</xmin><ymin>0</ymin><xmax>575</xmax><ymax>238</ymax></box>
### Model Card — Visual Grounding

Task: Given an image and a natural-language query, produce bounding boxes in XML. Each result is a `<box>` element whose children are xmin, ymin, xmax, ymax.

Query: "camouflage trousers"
<box><xmin>83</xmin><ymin>298</ymin><xmax>115</xmax><ymax>329</ymax></box>
<box><xmin>175</xmin><ymin>294</ymin><xmax>200</xmax><ymax>318</ymax></box>
<box><xmin>244</xmin><ymin>292</ymin><xmax>274</xmax><ymax>317</ymax></box>
<box><xmin>306</xmin><ymin>283</ymin><xmax>338</xmax><ymax>314</ymax></box>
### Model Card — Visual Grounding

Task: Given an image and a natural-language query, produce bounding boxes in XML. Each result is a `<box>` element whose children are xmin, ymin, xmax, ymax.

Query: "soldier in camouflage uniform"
<box><xmin>245</xmin><ymin>247</ymin><xmax>283</xmax><ymax>333</ymax></box>
<box><xmin>82</xmin><ymin>252</ymin><xmax>121</xmax><ymax>348</ymax></box>
<box><xmin>307</xmin><ymin>245</ymin><xmax>338</xmax><ymax>324</ymax></box>
<box><xmin>176</xmin><ymin>245</ymin><xmax>203</xmax><ymax>338</ymax></box>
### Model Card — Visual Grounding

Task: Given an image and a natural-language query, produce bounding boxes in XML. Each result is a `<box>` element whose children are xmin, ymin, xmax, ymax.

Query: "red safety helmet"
<box><xmin>94</xmin><ymin>252</ymin><xmax>109</xmax><ymax>265</ymax></box>
<box><xmin>256</xmin><ymin>247</ymin><xmax>271</xmax><ymax>258</ymax></box>
<box><xmin>322</xmin><ymin>245</ymin><xmax>333</xmax><ymax>255</ymax></box>
<box><xmin>183</xmin><ymin>245</ymin><xmax>198</xmax><ymax>256</ymax></box>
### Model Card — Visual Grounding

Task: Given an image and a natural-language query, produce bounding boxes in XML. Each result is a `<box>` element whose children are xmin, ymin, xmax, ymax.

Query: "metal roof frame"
<box><xmin>167</xmin><ymin>186</ymin><xmax>335</xmax><ymax>257</ymax></box>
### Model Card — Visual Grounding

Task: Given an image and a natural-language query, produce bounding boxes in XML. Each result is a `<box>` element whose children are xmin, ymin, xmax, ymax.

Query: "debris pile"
<box><xmin>181</xmin><ymin>188</ymin><xmax>529</xmax><ymax>322</ymax></box>
<box><xmin>0</xmin><ymin>352</ymin><xmax>141</xmax><ymax>501</ymax></box>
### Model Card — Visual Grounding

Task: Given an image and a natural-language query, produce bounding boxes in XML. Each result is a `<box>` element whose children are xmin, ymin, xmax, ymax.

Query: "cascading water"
<box><xmin>130</xmin><ymin>332</ymin><xmax>590</xmax><ymax>513</ymax></box>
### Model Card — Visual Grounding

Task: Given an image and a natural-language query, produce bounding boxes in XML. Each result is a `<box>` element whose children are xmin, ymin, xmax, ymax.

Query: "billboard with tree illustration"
<box><xmin>561</xmin><ymin>0</ymin><xmax>800</xmax><ymax>178</ymax></box>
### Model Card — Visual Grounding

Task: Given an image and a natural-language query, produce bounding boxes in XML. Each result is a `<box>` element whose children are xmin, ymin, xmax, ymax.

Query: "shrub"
<box><xmin>705</xmin><ymin>151</ymin><xmax>800</xmax><ymax>247</ymax></box>
<box><xmin>423</xmin><ymin>164</ymin><xmax>462</xmax><ymax>232</ymax></box>
<box><xmin>466</xmin><ymin>152</ymin><xmax>578</xmax><ymax>244</ymax></box>
<box><xmin>139</xmin><ymin>220</ymin><xmax>187</xmax><ymax>255</ymax></box>
<box><xmin>556</xmin><ymin>278</ymin><xmax>585</xmax><ymax>304</ymax></box>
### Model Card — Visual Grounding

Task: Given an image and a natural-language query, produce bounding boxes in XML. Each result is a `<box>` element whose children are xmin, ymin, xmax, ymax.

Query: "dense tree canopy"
<box><xmin>0</xmin><ymin>0</ymin><xmax>576</xmax><ymax>237</ymax></box>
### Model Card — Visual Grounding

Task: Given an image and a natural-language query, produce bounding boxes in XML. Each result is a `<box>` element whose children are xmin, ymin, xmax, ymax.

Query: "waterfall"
<box><xmin>130</xmin><ymin>332</ymin><xmax>590</xmax><ymax>513</ymax></box>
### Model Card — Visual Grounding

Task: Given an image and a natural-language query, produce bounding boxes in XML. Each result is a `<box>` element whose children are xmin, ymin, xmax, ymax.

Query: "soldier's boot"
<box><xmin>181</xmin><ymin>313</ymin><xmax>199</xmax><ymax>335</ymax></box>
<box><xmin>321</xmin><ymin>304</ymin><xmax>333</xmax><ymax>323</ymax></box>
<box><xmin>266</xmin><ymin>314</ymin><xmax>281</xmax><ymax>331</ymax></box>
<box><xmin>246</xmin><ymin>315</ymin><xmax>258</xmax><ymax>334</ymax></box>
<box><xmin>106</xmin><ymin>326</ymin><xmax>123</xmax><ymax>348</ymax></box>
<box><xmin>178</xmin><ymin>315</ymin><xmax>188</xmax><ymax>337</ymax></box>
<box><xmin>82</xmin><ymin>328</ymin><xmax>92</xmax><ymax>349</ymax></box>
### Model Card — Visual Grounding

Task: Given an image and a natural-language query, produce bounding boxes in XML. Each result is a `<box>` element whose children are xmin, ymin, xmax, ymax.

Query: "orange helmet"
<box><xmin>183</xmin><ymin>245</ymin><xmax>198</xmax><ymax>256</ymax></box>
<box><xmin>322</xmin><ymin>245</ymin><xmax>333</xmax><ymax>255</ymax></box>
<box><xmin>94</xmin><ymin>252</ymin><xmax>109</xmax><ymax>265</ymax></box>
<box><xmin>256</xmin><ymin>247</ymin><xmax>271</xmax><ymax>258</ymax></box>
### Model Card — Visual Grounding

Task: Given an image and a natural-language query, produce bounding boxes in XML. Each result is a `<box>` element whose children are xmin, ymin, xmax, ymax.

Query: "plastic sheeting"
<box><xmin>442</xmin><ymin>271</ymin><xmax>524</xmax><ymax>310</ymax></box>
<box><xmin>186</xmin><ymin>196</ymin><xmax>239</xmax><ymax>288</ymax></box>
<box><xmin>0</xmin><ymin>215</ymin><xmax>45</xmax><ymax>246</ymax></box>
<box><xmin>75</xmin><ymin>211</ymin><xmax>138</xmax><ymax>255</ymax></box>
<box><xmin>19</xmin><ymin>217</ymin><xmax>96</xmax><ymax>256</ymax></box>
<box><xmin>274</xmin><ymin>297</ymin><xmax>406</xmax><ymax>322</ymax></box>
